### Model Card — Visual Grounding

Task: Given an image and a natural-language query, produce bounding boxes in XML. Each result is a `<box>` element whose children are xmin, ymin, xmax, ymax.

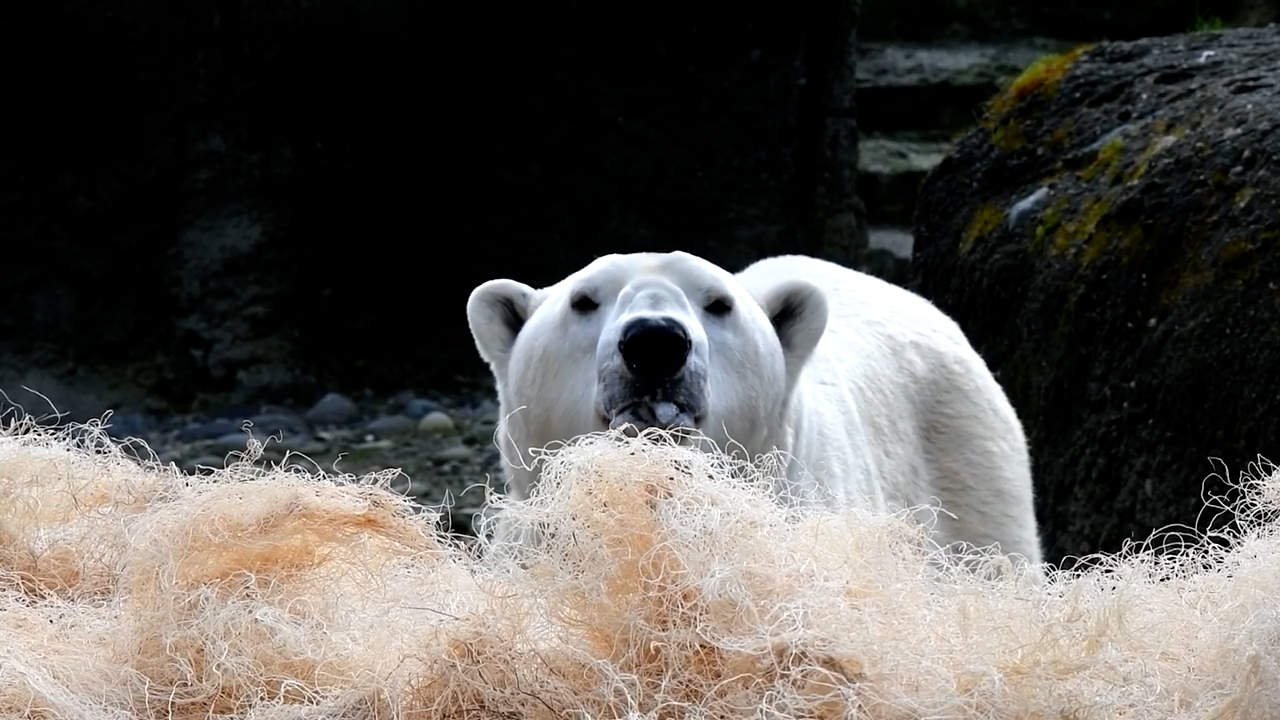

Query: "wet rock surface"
<box><xmin>912</xmin><ymin>27</ymin><xmax>1280</xmax><ymax>566</ymax></box>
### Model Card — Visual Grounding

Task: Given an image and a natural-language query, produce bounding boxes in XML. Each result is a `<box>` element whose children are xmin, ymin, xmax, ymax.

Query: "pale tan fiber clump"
<box><xmin>0</xmin><ymin>414</ymin><xmax>1277</xmax><ymax>718</ymax></box>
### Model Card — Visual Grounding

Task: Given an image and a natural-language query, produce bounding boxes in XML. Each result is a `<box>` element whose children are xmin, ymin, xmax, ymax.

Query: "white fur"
<box><xmin>467</xmin><ymin>251</ymin><xmax>1042</xmax><ymax>565</ymax></box>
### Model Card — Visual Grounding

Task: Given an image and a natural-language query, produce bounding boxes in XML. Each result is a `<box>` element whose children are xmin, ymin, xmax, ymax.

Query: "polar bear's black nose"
<box><xmin>619</xmin><ymin>317</ymin><xmax>691</xmax><ymax>380</ymax></box>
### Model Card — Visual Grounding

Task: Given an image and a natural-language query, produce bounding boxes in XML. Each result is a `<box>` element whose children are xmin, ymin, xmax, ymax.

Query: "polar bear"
<box><xmin>466</xmin><ymin>251</ymin><xmax>1043</xmax><ymax>565</ymax></box>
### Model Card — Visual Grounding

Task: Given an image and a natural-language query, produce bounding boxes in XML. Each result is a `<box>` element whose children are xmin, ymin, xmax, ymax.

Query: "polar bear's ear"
<box><xmin>758</xmin><ymin>279</ymin><xmax>828</xmax><ymax>378</ymax></box>
<box><xmin>467</xmin><ymin>279</ymin><xmax>537</xmax><ymax>376</ymax></box>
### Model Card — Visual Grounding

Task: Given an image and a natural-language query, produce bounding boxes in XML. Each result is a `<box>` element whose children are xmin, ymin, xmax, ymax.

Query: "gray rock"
<box><xmin>248</xmin><ymin>412</ymin><xmax>308</xmax><ymax>436</ymax></box>
<box><xmin>176</xmin><ymin>417</ymin><xmax>241</xmax><ymax>442</ymax></box>
<box><xmin>365</xmin><ymin>414</ymin><xmax>416</xmax><ymax>438</ymax></box>
<box><xmin>403</xmin><ymin>397</ymin><xmax>444</xmax><ymax>419</ymax></box>
<box><xmin>104</xmin><ymin>412</ymin><xmax>154</xmax><ymax>440</ymax></box>
<box><xmin>211</xmin><ymin>432</ymin><xmax>255</xmax><ymax>454</ymax></box>
<box><xmin>432</xmin><ymin>445</ymin><xmax>473</xmax><ymax>463</ymax></box>
<box><xmin>276</xmin><ymin>435</ymin><xmax>328</xmax><ymax>455</ymax></box>
<box><xmin>304</xmin><ymin>392</ymin><xmax>360</xmax><ymax>426</ymax></box>
<box><xmin>417</xmin><ymin>411</ymin><xmax>456</xmax><ymax>436</ymax></box>
<box><xmin>1005</xmin><ymin>186</ymin><xmax>1051</xmax><ymax>231</ymax></box>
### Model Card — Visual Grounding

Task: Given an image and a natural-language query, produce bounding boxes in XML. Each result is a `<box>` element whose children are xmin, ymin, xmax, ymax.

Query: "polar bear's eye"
<box><xmin>570</xmin><ymin>294</ymin><xmax>600</xmax><ymax>314</ymax></box>
<box><xmin>704</xmin><ymin>297</ymin><xmax>734</xmax><ymax>317</ymax></box>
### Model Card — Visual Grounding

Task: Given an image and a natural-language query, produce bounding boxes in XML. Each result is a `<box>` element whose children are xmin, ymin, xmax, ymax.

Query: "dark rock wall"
<box><xmin>860</xmin><ymin>0</ymin><xmax>1274</xmax><ymax>41</ymax></box>
<box><xmin>4</xmin><ymin>1</ymin><xmax>863</xmax><ymax>412</ymax></box>
<box><xmin>912</xmin><ymin>27</ymin><xmax>1280</xmax><ymax>566</ymax></box>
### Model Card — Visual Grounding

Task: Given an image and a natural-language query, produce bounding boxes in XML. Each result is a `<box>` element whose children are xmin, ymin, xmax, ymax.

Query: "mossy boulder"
<box><xmin>911</xmin><ymin>27</ymin><xmax>1280</xmax><ymax>566</ymax></box>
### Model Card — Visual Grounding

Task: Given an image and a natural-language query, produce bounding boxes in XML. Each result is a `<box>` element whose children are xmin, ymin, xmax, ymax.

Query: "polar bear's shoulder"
<box><xmin>736</xmin><ymin>254</ymin><xmax>965</xmax><ymax>344</ymax></box>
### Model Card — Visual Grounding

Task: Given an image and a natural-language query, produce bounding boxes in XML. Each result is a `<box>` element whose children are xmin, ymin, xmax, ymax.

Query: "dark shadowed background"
<box><xmin>6</xmin><ymin>0</ymin><xmax>1267</xmax><ymax>411</ymax></box>
<box><xmin>4</xmin><ymin>0</ymin><xmax>869</xmax><ymax>410</ymax></box>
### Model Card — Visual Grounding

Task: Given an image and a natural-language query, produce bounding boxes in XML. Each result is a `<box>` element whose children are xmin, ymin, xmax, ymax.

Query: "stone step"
<box><xmin>858</xmin><ymin>225</ymin><xmax>916</xmax><ymax>287</ymax></box>
<box><xmin>856</xmin><ymin>37</ymin><xmax>1075</xmax><ymax>136</ymax></box>
<box><xmin>853</xmin><ymin>38</ymin><xmax>1076</xmax><ymax>228</ymax></box>
<box><xmin>857</xmin><ymin>135</ymin><xmax>952</xmax><ymax>227</ymax></box>
<box><xmin>868</xmin><ymin>225</ymin><xmax>913</xmax><ymax>259</ymax></box>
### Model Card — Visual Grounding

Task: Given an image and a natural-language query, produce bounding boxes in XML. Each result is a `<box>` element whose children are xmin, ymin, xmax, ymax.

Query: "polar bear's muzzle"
<box><xmin>618</xmin><ymin>316</ymin><xmax>691</xmax><ymax>379</ymax></box>
<box><xmin>599</xmin><ymin>315</ymin><xmax>707</xmax><ymax>437</ymax></box>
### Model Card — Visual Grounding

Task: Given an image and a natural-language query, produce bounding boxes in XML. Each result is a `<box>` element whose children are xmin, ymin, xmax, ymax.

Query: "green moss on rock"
<box><xmin>991</xmin><ymin>119</ymin><xmax>1028</xmax><ymax>152</ymax></box>
<box><xmin>1046</xmin><ymin>123</ymin><xmax>1074</xmax><ymax>150</ymax></box>
<box><xmin>1124</xmin><ymin>129</ymin><xmax>1185</xmax><ymax>183</ymax></box>
<box><xmin>1081</xmin><ymin>136</ymin><xmax>1124</xmax><ymax>182</ymax></box>
<box><xmin>1234</xmin><ymin>187</ymin><xmax>1256</xmax><ymax>210</ymax></box>
<box><xmin>1219</xmin><ymin>238</ymin><xmax>1251</xmax><ymax>263</ymax></box>
<box><xmin>961</xmin><ymin>203</ymin><xmax>1005</xmax><ymax>254</ymax></box>
<box><xmin>988</xmin><ymin>44</ymin><xmax>1095</xmax><ymax>118</ymax></box>
<box><xmin>1050</xmin><ymin>195</ymin><xmax>1111</xmax><ymax>258</ymax></box>
<box><xmin>981</xmin><ymin>44</ymin><xmax>1094</xmax><ymax>152</ymax></box>
<box><xmin>1031</xmin><ymin>201</ymin><xmax>1065</xmax><ymax>252</ymax></box>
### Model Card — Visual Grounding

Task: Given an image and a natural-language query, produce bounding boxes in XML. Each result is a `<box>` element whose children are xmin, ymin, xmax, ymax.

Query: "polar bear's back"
<box><xmin>736</xmin><ymin>254</ymin><xmax>975</xmax><ymax>356</ymax></box>
<box><xmin>735</xmin><ymin>255</ymin><xmax>1037</xmax><ymax>560</ymax></box>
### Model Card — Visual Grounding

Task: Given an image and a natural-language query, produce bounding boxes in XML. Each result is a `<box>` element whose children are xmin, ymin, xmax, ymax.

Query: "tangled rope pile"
<box><xmin>0</xmin><ymin>416</ymin><xmax>1277</xmax><ymax>718</ymax></box>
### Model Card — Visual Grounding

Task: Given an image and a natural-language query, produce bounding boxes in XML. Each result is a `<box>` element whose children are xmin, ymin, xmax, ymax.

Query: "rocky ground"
<box><xmin>13</xmin><ymin>387</ymin><xmax>507</xmax><ymax>539</ymax></box>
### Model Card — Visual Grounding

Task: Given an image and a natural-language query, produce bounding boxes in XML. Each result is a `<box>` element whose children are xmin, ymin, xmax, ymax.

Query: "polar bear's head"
<box><xmin>466</xmin><ymin>251</ymin><xmax>828</xmax><ymax>463</ymax></box>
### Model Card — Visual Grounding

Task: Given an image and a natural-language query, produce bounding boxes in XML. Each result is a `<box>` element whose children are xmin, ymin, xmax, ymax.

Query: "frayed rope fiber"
<box><xmin>1</xmin><ymin>414</ymin><xmax>1278</xmax><ymax>718</ymax></box>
